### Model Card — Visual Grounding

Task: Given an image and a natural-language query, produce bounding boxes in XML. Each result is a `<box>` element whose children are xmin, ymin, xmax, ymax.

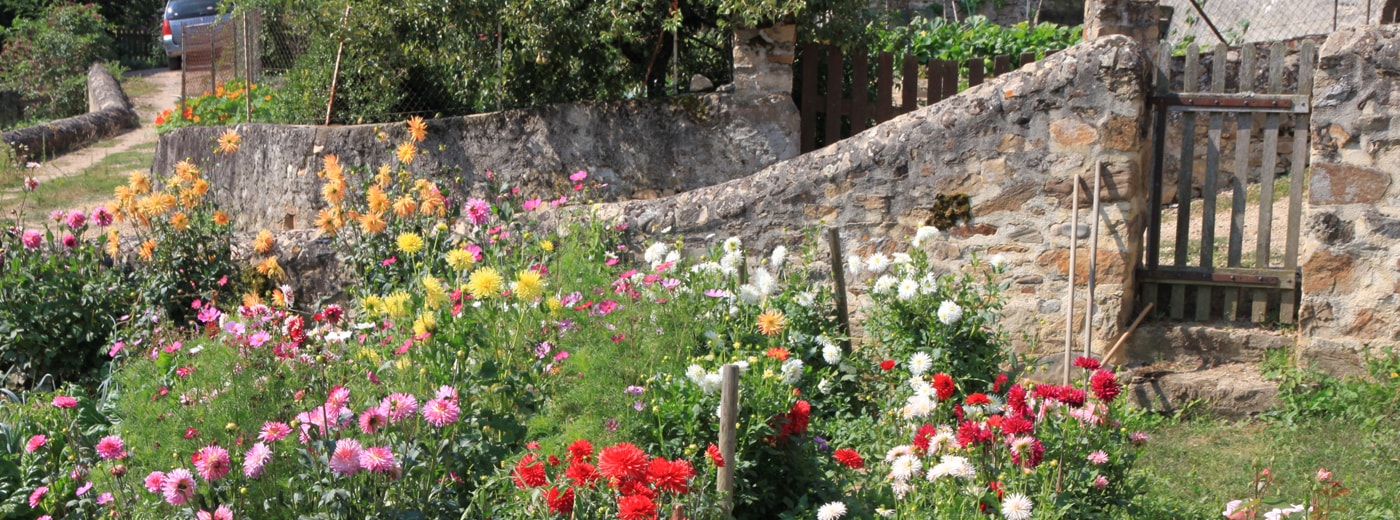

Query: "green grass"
<box><xmin>0</xmin><ymin>140</ymin><xmax>155</xmax><ymax>224</ymax></box>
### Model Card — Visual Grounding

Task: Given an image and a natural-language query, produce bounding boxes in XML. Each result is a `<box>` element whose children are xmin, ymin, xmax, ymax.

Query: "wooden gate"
<box><xmin>1138</xmin><ymin>40</ymin><xmax>1316</xmax><ymax>324</ymax></box>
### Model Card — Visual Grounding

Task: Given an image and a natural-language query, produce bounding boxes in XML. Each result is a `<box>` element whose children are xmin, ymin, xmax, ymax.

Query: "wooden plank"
<box><xmin>876</xmin><ymin>52</ymin><xmax>894</xmax><ymax>124</ymax></box>
<box><xmin>1143</xmin><ymin>282</ymin><xmax>1159</xmax><ymax>317</ymax></box>
<box><xmin>901</xmin><ymin>54</ymin><xmax>918</xmax><ymax>114</ymax></box>
<box><xmin>1253</xmin><ymin>42</ymin><xmax>1286</xmax><ymax>323</ymax></box>
<box><xmin>924</xmin><ymin>58</ymin><xmax>937</xmax><ymax>106</ymax></box>
<box><xmin>941</xmin><ymin>60</ymin><xmax>957</xmax><ymax>99</ymax></box>
<box><xmin>1197</xmin><ymin>42</ymin><xmax>1228</xmax><ymax>321</ymax></box>
<box><xmin>994</xmin><ymin>54</ymin><xmax>1011</xmax><ymax>76</ymax></box>
<box><xmin>799</xmin><ymin>44</ymin><xmax>819</xmax><ymax>153</ymax></box>
<box><xmin>825</xmin><ymin>46</ymin><xmax>844</xmax><ymax>149</ymax></box>
<box><xmin>1225</xmin><ymin>44</ymin><xmax>1256</xmax><ymax>321</ymax></box>
<box><xmin>968</xmin><ymin>57</ymin><xmax>985</xmax><ymax>88</ymax></box>
<box><xmin>1280</xmin><ymin>40</ymin><xmax>1316</xmax><ymax>324</ymax></box>
<box><xmin>851</xmin><ymin>51</ymin><xmax>870</xmax><ymax>136</ymax></box>
<box><xmin>1020</xmin><ymin>51</ymin><xmax>1036</xmax><ymax>68</ymax></box>
<box><xmin>1171</xmin><ymin>43</ymin><xmax>1199</xmax><ymax>321</ymax></box>
<box><xmin>1147</xmin><ymin>41</ymin><xmax>1172</xmax><ymax>272</ymax></box>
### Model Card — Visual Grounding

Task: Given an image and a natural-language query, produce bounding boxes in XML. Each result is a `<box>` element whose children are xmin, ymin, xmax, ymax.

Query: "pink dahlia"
<box><xmin>358</xmin><ymin>405</ymin><xmax>389</xmax><ymax>434</ymax></box>
<box><xmin>65</xmin><ymin>210</ymin><xmax>86</xmax><ymax>229</ymax></box>
<box><xmin>259</xmin><ymin>421</ymin><xmax>291</xmax><ymax>442</ymax></box>
<box><xmin>329</xmin><ymin>438</ymin><xmax>362</xmax><ymax>475</ymax></box>
<box><xmin>143</xmin><ymin>471</ymin><xmax>166</xmax><ymax>493</ymax></box>
<box><xmin>161</xmin><ymin>468</ymin><xmax>196</xmax><ymax>505</ymax></box>
<box><xmin>435</xmin><ymin>385</ymin><xmax>458</xmax><ymax>402</ymax></box>
<box><xmin>1087</xmin><ymin>450</ymin><xmax>1109</xmax><ymax>465</ymax></box>
<box><xmin>421</xmin><ymin>398</ymin><xmax>459</xmax><ymax>427</ymax></box>
<box><xmin>51</xmin><ymin>395</ymin><xmax>77</xmax><ymax>408</ymax></box>
<box><xmin>196</xmin><ymin>505</ymin><xmax>234</xmax><ymax>520</ymax></box>
<box><xmin>21</xmin><ymin>229</ymin><xmax>41</xmax><ymax>249</ymax></box>
<box><xmin>25</xmin><ymin>434</ymin><xmax>46</xmax><ymax>453</ymax></box>
<box><xmin>91</xmin><ymin>206</ymin><xmax>113</xmax><ymax>227</ymax></box>
<box><xmin>359</xmin><ymin>446</ymin><xmax>398</xmax><ymax>473</ymax></box>
<box><xmin>326</xmin><ymin>385</ymin><xmax>350</xmax><ymax>410</ymax></box>
<box><xmin>96</xmin><ymin>435</ymin><xmax>127</xmax><ymax>460</ymax></box>
<box><xmin>243</xmin><ymin>442</ymin><xmax>272</xmax><ymax>478</ymax></box>
<box><xmin>29</xmin><ymin>485</ymin><xmax>47</xmax><ymax>507</ymax></box>
<box><xmin>194</xmin><ymin>445</ymin><xmax>232</xmax><ymax>481</ymax></box>
<box><xmin>61</xmin><ymin>233</ymin><xmax>77</xmax><ymax>249</ymax></box>
<box><xmin>381</xmin><ymin>393</ymin><xmax>418</xmax><ymax>423</ymax></box>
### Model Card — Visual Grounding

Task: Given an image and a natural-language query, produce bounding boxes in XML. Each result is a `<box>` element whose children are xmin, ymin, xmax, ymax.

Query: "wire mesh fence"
<box><xmin>1160</xmin><ymin>0</ymin><xmax>1387</xmax><ymax>46</ymax></box>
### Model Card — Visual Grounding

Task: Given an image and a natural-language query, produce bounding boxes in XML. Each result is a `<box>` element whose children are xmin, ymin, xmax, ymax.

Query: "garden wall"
<box><xmin>1298</xmin><ymin>24</ymin><xmax>1400</xmax><ymax>374</ymax></box>
<box><xmin>556</xmin><ymin>35</ymin><xmax>1154</xmax><ymax>355</ymax></box>
<box><xmin>0</xmin><ymin>64</ymin><xmax>138</xmax><ymax>160</ymax></box>
<box><xmin>151</xmin><ymin>93</ymin><xmax>799</xmax><ymax>232</ymax></box>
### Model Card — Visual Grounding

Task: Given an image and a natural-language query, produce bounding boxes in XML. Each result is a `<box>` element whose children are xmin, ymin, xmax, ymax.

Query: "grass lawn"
<box><xmin>0</xmin><ymin>141</ymin><xmax>155</xmax><ymax>226</ymax></box>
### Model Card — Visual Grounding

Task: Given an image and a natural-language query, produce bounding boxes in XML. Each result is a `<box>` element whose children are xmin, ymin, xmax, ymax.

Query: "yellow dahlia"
<box><xmin>513</xmin><ymin>269</ymin><xmax>545</xmax><ymax>301</ymax></box>
<box><xmin>446</xmin><ymin>249</ymin><xmax>474</xmax><ymax>271</ymax></box>
<box><xmin>396</xmin><ymin>232</ymin><xmax>424</xmax><ymax>255</ymax></box>
<box><xmin>217</xmin><ymin>129</ymin><xmax>241</xmax><ymax>154</ymax></box>
<box><xmin>466</xmin><ymin>267</ymin><xmax>504</xmax><ymax>299</ymax></box>
<box><xmin>395</xmin><ymin>141</ymin><xmax>416</xmax><ymax>165</ymax></box>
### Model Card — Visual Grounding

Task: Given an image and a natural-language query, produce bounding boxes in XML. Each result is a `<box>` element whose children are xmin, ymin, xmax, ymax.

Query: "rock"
<box><xmin>1308</xmin><ymin>162</ymin><xmax>1391</xmax><ymax>205</ymax></box>
<box><xmin>690</xmin><ymin>74</ymin><xmax>714</xmax><ymax>92</ymax></box>
<box><xmin>1049</xmin><ymin>118</ymin><xmax>1100</xmax><ymax>149</ymax></box>
<box><xmin>2</xmin><ymin>64</ymin><xmax>138</xmax><ymax>160</ymax></box>
<box><xmin>1127</xmin><ymin>364</ymin><xmax>1279</xmax><ymax>420</ymax></box>
<box><xmin>1309</xmin><ymin>211</ymin><xmax>1355</xmax><ymax>244</ymax></box>
<box><xmin>1301</xmin><ymin>248</ymin><xmax>1357</xmax><ymax>293</ymax></box>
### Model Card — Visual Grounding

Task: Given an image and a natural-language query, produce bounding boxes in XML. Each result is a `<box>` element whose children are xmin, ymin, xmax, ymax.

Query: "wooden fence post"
<box><xmin>827</xmin><ymin>227</ymin><xmax>851</xmax><ymax>351</ymax></box>
<box><xmin>324</xmin><ymin>5</ymin><xmax>351</xmax><ymax>126</ymax></box>
<box><xmin>717</xmin><ymin>363</ymin><xmax>740</xmax><ymax>517</ymax></box>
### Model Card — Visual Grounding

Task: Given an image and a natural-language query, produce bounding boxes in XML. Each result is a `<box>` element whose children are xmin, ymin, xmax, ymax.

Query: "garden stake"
<box><xmin>1104</xmin><ymin>302</ymin><xmax>1154</xmax><ymax>368</ymax></box>
<box><xmin>717</xmin><ymin>363</ymin><xmax>740</xmax><ymax>517</ymax></box>
<box><xmin>243</xmin><ymin>11</ymin><xmax>252</xmax><ymax>122</ymax></box>
<box><xmin>1084</xmin><ymin>163</ymin><xmax>1102</xmax><ymax>359</ymax></box>
<box><xmin>1064</xmin><ymin>172</ymin><xmax>1079</xmax><ymax>385</ymax></box>
<box><xmin>827</xmin><ymin>227</ymin><xmax>852</xmax><ymax>351</ymax></box>
<box><xmin>324</xmin><ymin>4</ymin><xmax>352</xmax><ymax>126</ymax></box>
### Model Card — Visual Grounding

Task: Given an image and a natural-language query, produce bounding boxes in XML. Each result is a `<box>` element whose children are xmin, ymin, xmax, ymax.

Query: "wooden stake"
<box><xmin>827</xmin><ymin>227</ymin><xmax>852</xmax><ymax>351</ymax></box>
<box><xmin>1104</xmin><ymin>303</ymin><xmax>1154</xmax><ymax>367</ymax></box>
<box><xmin>717</xmin><ymin>364</ymin><xmax>740</xmax><ymax>517</ymax></box>
<box><xmin>1084</xmin><ymin>164</ymin><xmax>1102</xmax><ymax>358</ymax></box>
<box><xmin>1064</xmin><ymin>174</ymin><xmax>1079</xmax><ymax>385</ymax></box>
<box><xmin>324</xmin><ymin>5</ymin><xmax>351</xmax><ymax>126</ymax></box>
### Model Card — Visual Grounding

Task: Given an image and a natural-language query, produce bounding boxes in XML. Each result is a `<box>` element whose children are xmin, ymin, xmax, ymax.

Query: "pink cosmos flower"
<box><xmin>61</xmin><ymin>233</ymin><xmax>77</xmax><ymax>248</ymax></box>
<box><xmin>108</xmin><ymin>342</ymin><xmax>125</xmax><ymax>357</ymax></box>
<box><xmin>197</xmin><ymin>307</ymin><xmax>221</xmax><ymax>323</ymax></box>
<box><xmin>358</xmin><ymin>406</ymin><xmax>389</xmax><ymax>434</ymax></box>
<box><xmin>21</xmin><ymin>229</ymin><xmax>41</xmax><ymax>249</ymax></box>
<box><xmin>259</xmin><ymin>421</ymin><xmax>291</xmax><ymax>442</ymax></box>
<box><xmin>143</xmin><ymin>471</ymin><xmax>166</xmax><ymax>493</ymax></box>
<box><xmin>569</xmin><ymin>170</ymin><xmax>588</xmax><ymax>182</ymax></box>
<box><xmin>329</xmin><ymin>438</ymin><xmax>363</xmax><ymax>475</ymax></box>
<box><xmin>1087</xmin><ymin>450</ymin><xmax>1109</xmax><ymax>465</ymax></box>
<box><xmin>243</xmin><ymin>442</ymin><xmax>272</xmax><ymax>478</ymax></box>
<box><xmin>381</xmin><ymin>393</ymin><xmax>418</xmax><ymax>423</ymax></box>
<box><xmin>248</xmin><ymin>331</ymin><xmax>271</xmax><ymax>347</ymax></box>
<box><xmin>421</xmin><ymin>398</ymin><xmax>459</xmax><ymax>427</ymax></box>
<box><xmin>97</xmin><ymin>492</ymin><xmax>113</xmax><ymax>504</ymax></box>
<box><xmin>65</xmin><ymin>210</ymin><xmax>86</xmax><ymax>229</ymax></box>
<box><xmin>464</xmin><ymin>198</ymin><xmax>490</xmax><ymax>226</ymax></box>
<box><xmin>96</xmin><ymin>435</ymin><xmax>127</xmax><ymax>460</ymax></box>
<box><xmin>23</xmin><ymin>176</ymin><xmax>39</xmax><ymax>191</ymax></box>
<box><xmin>359</xmin><ymin>446</ymin><xmax>397</xmax><ymax>473</ymax></box>
<box><xmin>76</xmin><ymin>481</ymin><xmax>93</xmax><ymax>496</ymax></box>
<box><xmin>523</xmin><ymin>198</ymin><xmax>542</xmax><ymax>211</ymax></box>
<box><xmin>194</xmin><ymin>445</ymin><xmax>232</xmax><ymax>481</ymax></box>
<box><xmin>91</xmin><ymin>206</ymin><xmax>113</xmax><ymax>227</ymax></box>
<box><xmin>29</xmin><ymin>485</ymin><xmax>46</xmax><ymax>507</ymax></box>
<box><xmin>51</xmin><ymin>396</ymin><xmax>77</xmax><ymax>408</ymax></box>
<box><xmin>25</xmin><ymin>435</ymin><xmax>46</xmax><ymax>453</ymax></box>
<box><xmin>163</xmin><ymin>467</ymin><xmax>197</xmax><ymax>505</ymax></box>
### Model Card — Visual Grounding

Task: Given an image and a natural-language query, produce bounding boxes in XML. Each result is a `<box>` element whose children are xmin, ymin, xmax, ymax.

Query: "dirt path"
<box><xmin>25</xmin><ymin>68</ymin><xmax>181</xmax><ymax>183</ymax></box>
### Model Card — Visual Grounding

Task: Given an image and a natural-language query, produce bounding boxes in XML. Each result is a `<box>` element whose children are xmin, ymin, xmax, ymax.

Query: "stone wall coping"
<box><xmin>2</xmin><ymin>63</ymin><xmax>139</xmax><ymax>160</ymax></box>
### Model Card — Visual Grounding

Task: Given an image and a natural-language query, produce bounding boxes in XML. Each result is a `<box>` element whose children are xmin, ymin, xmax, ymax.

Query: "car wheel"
<box><xmin>168</xmin><ymin>56</ymin><xmax>182</xmax><ymax>70</ymax></box>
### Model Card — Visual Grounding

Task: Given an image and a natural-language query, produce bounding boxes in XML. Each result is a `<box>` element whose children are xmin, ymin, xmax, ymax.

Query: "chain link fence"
<box><xmin>1160</xmin><ymin>0</ymin><xmax>1387</xmax><ymax>46</ymax></box>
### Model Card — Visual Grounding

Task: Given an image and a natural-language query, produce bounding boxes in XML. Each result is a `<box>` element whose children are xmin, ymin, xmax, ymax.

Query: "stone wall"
<box><xmin>549</xmin><ymin>36</ymin><xmax>1153</xmax><ymax>354</ymax></box>
<box><xmin>152</xmin><ymin>92</ymin><xmax>799</xmax><ymax>232</ymax></box>
<box><xmin>732</xmin><ymin>23</ymin><xmax>796</xmax><ymax>97</ymax></box>
<box><xmin>1299</xmin><ymin>24</ymin><xmax>1400</xmax><ymax>374</ymax></box>
<box><xmin>1</xmin><ymin>64</ymin><xmax>138</xmax><ymax>160</ymax></box>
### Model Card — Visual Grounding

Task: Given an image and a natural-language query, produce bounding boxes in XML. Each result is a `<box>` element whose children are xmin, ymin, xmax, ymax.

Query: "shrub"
<box><xmin>0</xmin><ymin>3</ymin><xmax>114</xmax><ymax>126</ymax></box>
<box><xmin>154</xmin><ymin>80</ymin><xmax>280</xmax><ymax>133</ymax></box>
<box><xmin>874</xmin><ymin>15</ymin><xmax>1082</xmax><ymax>65</ymax></box>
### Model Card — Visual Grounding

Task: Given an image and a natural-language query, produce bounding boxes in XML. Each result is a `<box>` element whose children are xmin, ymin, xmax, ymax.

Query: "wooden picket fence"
<box><xmin>795</xmin><ymin>44</ymin><xmax>1049</xmax><ymax>152</ymax></box>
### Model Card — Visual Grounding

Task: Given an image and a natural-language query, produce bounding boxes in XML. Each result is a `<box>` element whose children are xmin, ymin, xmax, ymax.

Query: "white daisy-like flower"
<box><xmin>937</xmin><ymin>300</ymin><xmax>964</xmax><ymax>325</ymax></box>
<box><xmin>941</xmin><ymin>455</ymin><xmax>976</xmax><ymax>480</ymax></box>
<box><xmin>816</xmin><ymin>501</ymin><xmax>847</xmax><ymax>520</ymax></box>
<box><xmin>644</xmin><ymin>242</ymin><xmax>670</xmax><ymax>265</ymax></box>
<box><xmin>890</xmin><ymin>481</ymin><xmax>913</xmax><ymax>500</ymax></box>
<box><xmin>908</xmin><ymin>351</ymin><xmax>933</xmax><ymax>376</ymax></box>
<box><xmin>892</xmin><ymin>252</ymin><xmax>912</xmax><ymax>266</ymax></box>
<box><xmin>720</xmin><ymin>251</ymin><xmax>743</xmax><ymax>275</ymax></box>
<box><xmin>920</xmin><ymin>273</ymin><xmax>939</xmax><ymax>295</ymax></box>
<box><xmin>770</xmin><ymin>246</ymin><xmax>787</xmax><ymax>272</ymax></box>
<box><xmin>907</xmin><ymin>375</ymin><xmax>927</xmax><ymax>393</ymax></box>
<box><xmin>912</xmin><ymin>383</ymin><xmax>935</xmax><ymax>399</ymax></box>
<box><xmin>902</xmin><ymin>394</ymin><xmax>934</xmax><ymax>419</ymax></box>
<box><xmin>912</xmin><ymin>226</ymin><xmax>940</xmax><ymax>248</ymax></box>
<box><xmin>818</xmin><ymin>378</ymin><xmax>834</xmax><ymax>394</ymax></box>
<box><xmin>821</xmin><ymin>343</ymin><xmax>842</xmax><ymax>365</ymax></box>
<box><xmin>732</xmin><ymin>360</ymin><xmax>750</xmax><ymax>373</ymax></box>
<box><xmin>738</xmin><ymin>284</ymin><xmax>763</xmax><ymax>305</ymax></box>
<box><xmin>722</xmin><ymin>236</ymin><xmax>742</xmax><ymax>254</ymax></box>
<box><xmin>685</xmin><ymin>364</ymin><xmax>706</xmax><ymax>383</ymax></box>
<box><xmin>846</xmin><ymin>254</ymin><xmax>862</xmax><ymax>275</ymax></box>
<box><xmin>873</xmin><ymin>275</ymin><xmax>899</xmax><ymax>294</ymax></box>
<box><xmin>1001</xmin><ymin>493</ymin><xmax>1033</xmax><ymax>520</ymax></box>
<box><xmin>780</xmin><ymin>359</ymin><xmax>804</xmax><ymax>385</ymax></box>
<box><xmin>691</xmin><ymin>262</ymin><xmax>722</xmax><ymax>274</ymax></box>
<box><xmin>885</xmin><ymin>445</ymin><xmax>914</xmax><ymax>462</ymax></box>
<box><xmin>896</xmin><ymin>279</ymin><xmax>920</xmax><ymax>301</ymax></box>
<box><xmin>875</xmin><ymin>508</ymin><xmax>895</xmax><ymax>518</ymax></box>
<box><xmin>795</xmin><ymin>291</ymin><xmax>816</xmax><ymax>307</ymax></box>
<box><xmin>751</xmin><ymin>267</ymin><xmax>775</xmax><ymax>296</ymax></box>
<box><xmin>866</xmin><ymin>253</ymin><xmax>891</xmax><ymax>274</ymax></box>
<box><xmin>989</xmin><ymin>253</ymin><xmax>1007</xmax><ymax>270</ymax></box>
<box><xmin>928</xmin><ymin>432</ymin><xmax>955</xmax><ymax>455</ymax></box>
<box><xmin>699</xmin><ymin>373</ymin><xmax>723</xmax><ymax>394</ymax></box>
<box><xmin>889</xmin><ymin>454</ymin><xmax>922</xmax><ymax>482</ymax></box>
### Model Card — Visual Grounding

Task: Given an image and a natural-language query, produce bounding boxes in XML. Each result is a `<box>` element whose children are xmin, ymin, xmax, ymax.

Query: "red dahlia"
<box><xmin>1000</xmin><ymin>414</ymin><xmax>1035</xmax><ymax>436</ymax></box>
<box><xmin>617</xmin><ymin>493</ymin><xmax>658</xmax><ymax>520</ymax></box>
<box><xmin>512</xmin><ymin>454</ymin><xmax>548</xmax><ymax>488</ymax></box>
<box><xmin>993</xmin><ymin>373</ymin><xmax>1009</xmax><ymax>393</ymax></box>
<box><xmin>646</xmin><ymin>458</ymin><xmax>694</xmax><ymax>494</ymax></box>
<box><xmin>705</xmin><ymin>444</ymin><xmax>724</xmax><ymax>468</ymax></box>
<box><xmin>1006</xmin><ymin>384</ymin><xmax>1030</xmax><ymax>416</ymax></box>
<box><xmin>879</xmin><ymin>359</ymin><xmax>896</xmax><ymax>371</ymax></box>
<box><xmin>1089</xmin><ymin>369</ymin><xmax>1121</xmax><ymax>404</ymax></box>
<box><xmin>912</xmin><ymin>423</ymin><xmax>938</xmax><ymax>454</ymax></box>
<box><xmin>832</xmin><ymin>448</ymin><xmax>864</xmax><ymax>469</ymax></box>
<box><xmin>932</xmin><ymin>373</ymin><xmax>955</xmax><ymax>401</ymax></box>
<box><xmin>956</xmin><ymin>420</ymin><xmax>993</xmax><ymax>448</ymax></box>
<box><xmin>565</xmin><ymin>461</ymin><xmax>600</xmax><ymax>487</ymax></box>
<box><xmin>567</xmin><ymin>439</ymin><xmax>594</xmax><ymax>463</ymax></box>
<box><xmin>598</xmin><ymin>443</ymin><xmax>650</xmax><ymax>482</ymax></box>
<box><xmin>545</xmin><ymin>485</ymin><xmax>574</xmax><ymax>515</ymax></box>
<box><xmin>964</xmin><ymin>393</ymin><xmax>991</xmax><ymax>406</ymax></box>
<box><xmin>1074</xmin><ymin>356</ymin><xmax>1102</xmax><ymax>371</ymax></box>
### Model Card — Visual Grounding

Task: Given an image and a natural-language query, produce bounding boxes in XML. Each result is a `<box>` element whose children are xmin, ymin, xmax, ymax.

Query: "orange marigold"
<box><xmin>256</xmin><ymin>256</ymin><xmax>285</xmax><ymax>279</ymax></box>
<box><xmin>407</xmin><ymin>116</ymin><xmax>428</xmax><ymax>143</ymax></box>
<box><xmin>138</xmin><ymin>239</ymin><xmax>157</xmax><ymax>261</ymax></box>
<box><xmin>321</xmin><ymin>179</ymin><xmax>346</xmax><ymax>206</ymax></box>
<box><xmin>253</xmin><ymin>229</ymin><xmax>275</xmax><ymax>254</ymax></box>
<box><xmin>357</xmin><ymin>211</ymin><xmax>387</xmax><ymax>234</ymax></box>
<box><xmin>395</xmin><ymin>141</ymin><xmax>416</xmax><ymax>165</ymax></box>
<box><xmin>315</xmin><ymin>208</ymin><xmax>343</xmax><ymax>235</ymax></box>
<box><xmin>322</xmin><ymin>154</ymin><xmax>344</xmax><ymax>179</ymax></box>
<box><xmin>170</xmin><ymin>211</ymin><xmax>190</xmax><ymax>231</ymax></box>
<box><xmin>764</xmin><ymin>347</ymin><xmax>790</xmax><ymax>361</ymax></box>
<box><xmin>105</xmin><ymin>229</ymin><xmax>120</xmax><ymax>258</ymax></box>
<box><xmin>214</xmin><ymin>211</ymin><xmax>232</xmax><ymax>226</ymax></box>
<box><xmin>217</xmin><ymin>129</ymin><xmax>241</xmax><ymax>154</ymax></box>
<box><xmin>366</xmin><ymin>185</ymin><xmax>390</xmax><ymax>213</ymax></box>
<box><xmin>375</xmin><ymin>164</ymin><xmax>393</xmax><ymax>188</ymax></box>
<box><xmin>174</xmin><ymin>160</ymin><xmax>200</xmax><ymax>181</ymax></box>
<box><xmin>242</xmin><ymin>292</ymin><xmax>264</xmax><ymax>308</ymax></box>
<box><xmin>392</xmin><ymin>195</ymin><xmax>417</xmax><ymax>217</ymax></box>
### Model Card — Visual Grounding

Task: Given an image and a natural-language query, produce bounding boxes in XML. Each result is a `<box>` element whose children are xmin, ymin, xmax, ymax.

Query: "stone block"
<box><xmin>1035</xmin><ymin>248</ymin><xmax>1129</xmax><ymax>283</ymax></box>
<box><xmin>1301</xmin><ymin>248</ymin><xmax>1357</xmax><ymax>293</ymax></box>
<box><xmin>1309</xmin><ymin>162</ymin><xmax>1391</xmax><ymax>205</ymax></box>
<box><xmin>1049</xmin><ymin>118</ymin><xmax>1099</xmax><ymax>149</ymax></box>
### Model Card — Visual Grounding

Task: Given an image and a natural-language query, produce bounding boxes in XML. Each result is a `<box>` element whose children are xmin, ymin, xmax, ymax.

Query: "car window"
<box><xmin>166</xmin><ymin>0</ymin><xmax>223</xmax><ymax>20</ymax></box>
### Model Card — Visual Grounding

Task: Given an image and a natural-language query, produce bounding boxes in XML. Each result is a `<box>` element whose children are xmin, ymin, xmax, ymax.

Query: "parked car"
<box><xmin>160</xmin><ymin>0</ymin><xmax>229</xmax><ymax>70</ymax></box>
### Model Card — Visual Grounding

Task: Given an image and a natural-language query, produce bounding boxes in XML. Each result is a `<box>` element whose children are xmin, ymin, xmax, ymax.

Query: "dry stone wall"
<box><xmin>1</xmin><ymin>64</ymin><xmax>138</xmax><ymax>160</ymax></box>
<box><xmin>553</xmin><ymin>36</ymin><xmax>1153</xmax><ymax>354</ymax></box>
<box><xmin>152</xmin><ymin>92</ymin><xmax>798</xmax><ymax>232</ymax></box>
<box><xmin>1299</xmin><ymin>24</ymin><xmax>1400</xmax><ymax>374</ymax></box>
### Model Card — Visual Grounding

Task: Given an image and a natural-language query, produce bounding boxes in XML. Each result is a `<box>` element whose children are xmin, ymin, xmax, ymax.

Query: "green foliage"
<box><xmin>1264</xmin><ymin>348</ymin><xmax>1400</xmax><ymax>426</ymax></box>
<box><xmin>153</xmin><ymin>80</ymin><xmax>279</xmax><ymax>133</ymax></box>
<box><xmin>0</xmin><ymin>3</ymin><xmax>113</xmax><ymax>126</ymax></box>
<box><xmin>873</xmin><ymin>15</ymin><xmax>1081</xmax><ymax>64</ymax></box>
